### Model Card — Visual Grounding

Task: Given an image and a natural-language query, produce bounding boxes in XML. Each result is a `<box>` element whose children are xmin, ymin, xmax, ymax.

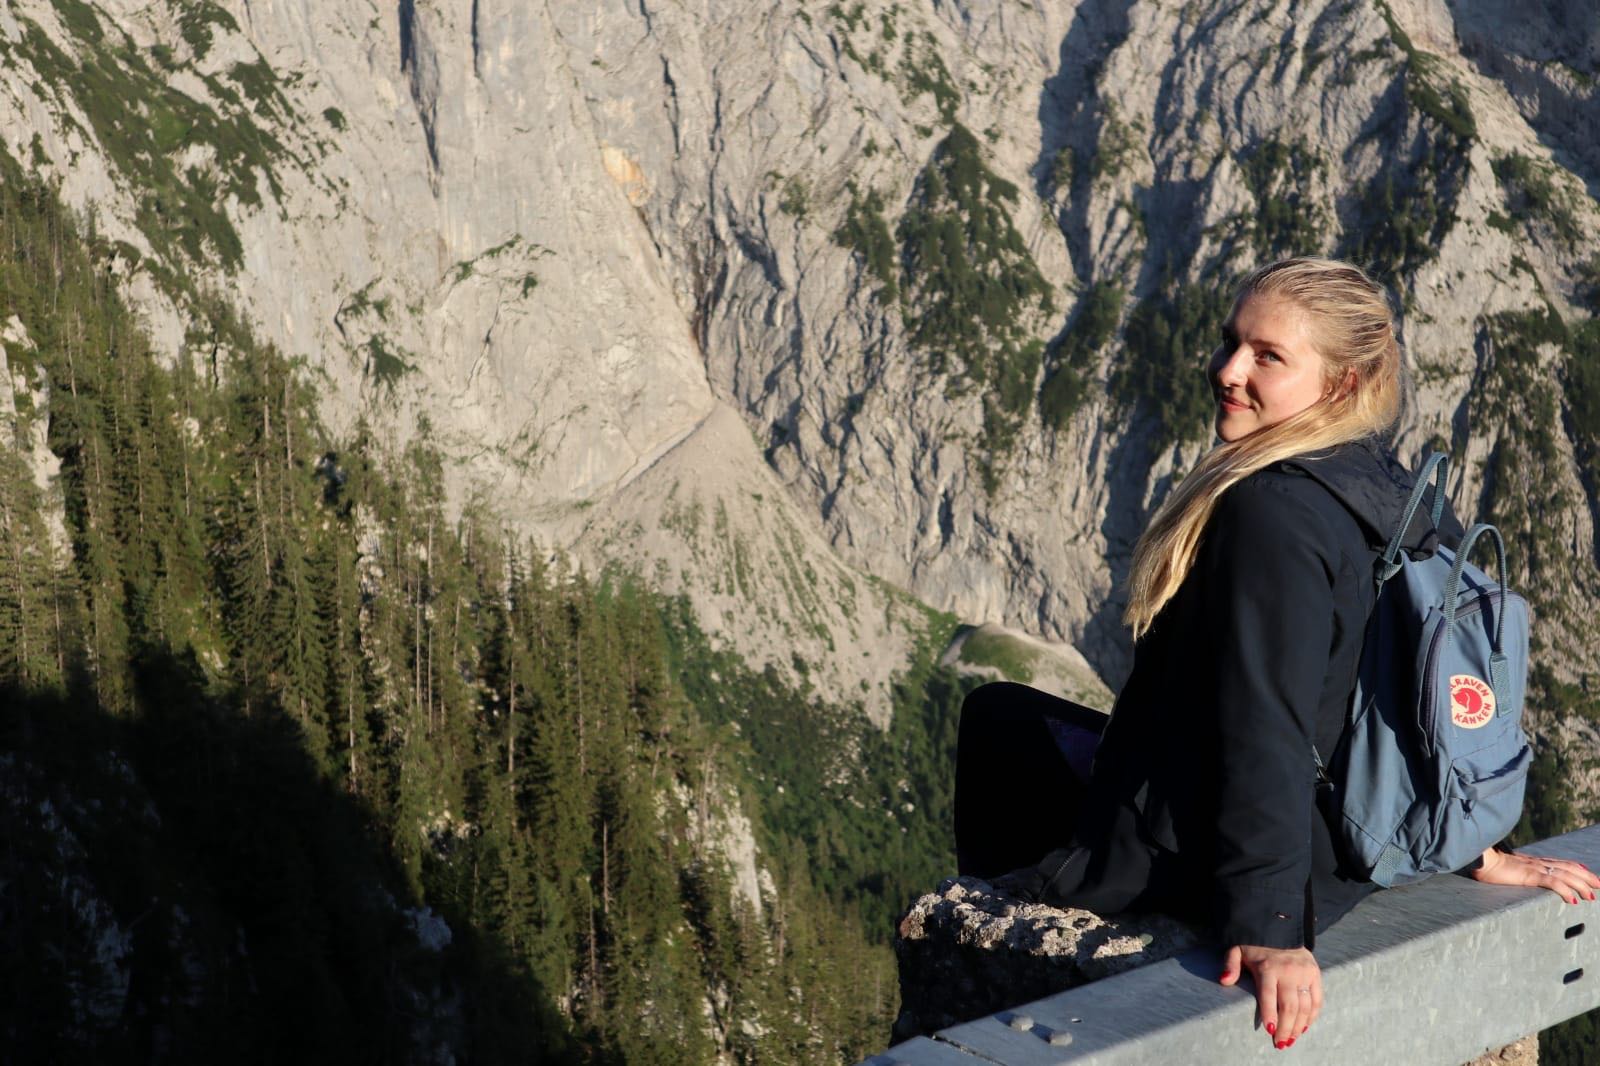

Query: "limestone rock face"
<box><xmin>1</xmin><ymin>0</ymin><xmax>1598</xmax><ymax>731</ymax></box>
<box><xmin>891</xmin><ymin>876</ymin><xmax>1204</xmax><ymax>1042</ymax></box>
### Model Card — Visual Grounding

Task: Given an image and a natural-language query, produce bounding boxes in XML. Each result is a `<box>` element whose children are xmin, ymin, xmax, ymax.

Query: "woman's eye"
<box><xmin>1258</xmin><ymin>349</ymin><xmax>1282</xmax><ymax>363</ymax></box>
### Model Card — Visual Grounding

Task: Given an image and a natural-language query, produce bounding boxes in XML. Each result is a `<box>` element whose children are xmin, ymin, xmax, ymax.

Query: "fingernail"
<box><xmin>1276</xmin><ymin>1041</ymin><xmax>1288</xmax><ymax>1049</ymax></box>
<box><xmin>1288</xmin><ymin>1038</ymin><xmax>1296</xmax><ymax>1047</ymax></box>
<box><xmin>1301</xmin><ymin>1025</ymin><xmax>1309</xmax><ymax>1034</ymax></box>
<box><xmin>1266</xmin><ymin>1022</ymin><xmax>1276</xmax><ymax>1036</ymax></box>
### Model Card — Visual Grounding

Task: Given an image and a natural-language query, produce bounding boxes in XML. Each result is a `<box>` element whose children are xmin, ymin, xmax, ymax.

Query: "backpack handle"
<box><xmin>1379</xmin><ymin>452</ymin><xmax>1448</xmax><ymax>586</ymax></box>
<box><xmin>1442</xmin><ymin>522</ymin><xmax>1511</xmax><ymax>698</ymax></box>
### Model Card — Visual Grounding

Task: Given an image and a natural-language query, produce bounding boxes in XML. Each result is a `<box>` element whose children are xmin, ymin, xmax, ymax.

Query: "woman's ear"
<box><xmin>1327</xmin><ymin>368</ymin><xmax>1357</xmax><ymax>401</ymax></box>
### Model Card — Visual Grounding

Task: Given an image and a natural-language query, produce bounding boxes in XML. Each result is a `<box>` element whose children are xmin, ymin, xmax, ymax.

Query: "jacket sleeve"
<box><xmin>1198</xmin><ymin>479</ymin><xmax>1336</xmax><ymax>950</ymax></box>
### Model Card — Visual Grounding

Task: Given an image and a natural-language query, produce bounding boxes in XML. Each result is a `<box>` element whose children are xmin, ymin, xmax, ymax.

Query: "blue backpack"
<box><xmin>1314</xmin><ymin>452</ymin><xmax>1532</xmax><ymax>887</ymax></box>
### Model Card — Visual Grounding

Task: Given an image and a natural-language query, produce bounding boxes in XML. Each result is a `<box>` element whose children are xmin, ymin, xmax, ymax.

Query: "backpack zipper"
<box><xmin>1417</xmin><ymin>590</ymin><xmax>1500</xmax><ymax>756</ymax></box>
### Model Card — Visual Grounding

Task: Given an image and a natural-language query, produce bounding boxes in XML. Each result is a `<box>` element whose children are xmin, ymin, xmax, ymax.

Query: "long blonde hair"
<box><xmin>1123</xmin><ymin>257</ymin><xmax>1402</xmax><ymax>639</ymax></box>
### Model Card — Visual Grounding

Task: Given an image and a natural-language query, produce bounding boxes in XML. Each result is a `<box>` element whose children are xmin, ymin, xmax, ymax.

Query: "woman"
<box><xmin>954</xmin><ymin>257</ymin><xmax>1599</xmax><ymax>1049</ymax></box>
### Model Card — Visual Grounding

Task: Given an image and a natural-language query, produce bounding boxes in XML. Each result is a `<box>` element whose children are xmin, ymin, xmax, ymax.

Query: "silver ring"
<box><xmin>1297</xmin><ymin>987</ymin><xmax>1311</xmax><ymax>995</ymax></box>
<box><xmin>1545</xmin><ymin>865</ymin><xmax>1558</xmax><ymax>875</ymax></box>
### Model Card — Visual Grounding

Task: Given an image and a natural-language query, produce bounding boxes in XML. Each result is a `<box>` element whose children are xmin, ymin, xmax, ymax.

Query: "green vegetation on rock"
<box><xmin>956</xmin><ymin>628</ymin><xmax>1039</xmax><ymax>683</ymax></box>
<box><xmin>1477</xmin><ymin>305</ymin><xmax>1574</xmax><ymax>593</ymax></box>
<box><xmin>175</xmin><ymin>0</ymin><xmax>240</xmax><ymax>60</ymax></box>
<box><xmin>897</xmin><ymin>32</ymin><xmax>960</xmax><ymax>122</ymax></box>
<box><xmin>1090</xmin><ymin>105</ymin><xmax>1143</xmax><ymax>184</ymax></box>
<box><xmin>834</xmin><ymin>183</ymin><xmax>900</xmax><ymax>302</ymax></box>
<box><xmin>1048</xmin><ymin>146</ymin><xmax>1076</xmax><ymax>195</ymax></box>
<box><xmin>1239</xmin><ymin>138</ymin><xmax>1326</xmax><ymax>259</ymax></box>
<box><xmin>825</xmin><ymin>4</ymin><xmax>956</xmax><ymax>121</ymax></box>
<box><xmin>897</xmin><ymin>123</ymin><xmax>1056</xmax><ymax>492</ymax></box>
<box><xmin>1344</xmin><ymin>2</ymin><xmax>1476</xmax><ymax>286</ymax></box>
<box><xmin>1375</xmin><ymin>1</ymin><xmax>1477</xmax><ymax>143</ymax></box>
<box><xmin>1491</xmin><ymin>153</ymin><xmax>1582</xmax><ymax>247</ymax></box>
<box><xmin>778</xmin><ymin>176</ymin><xmax>811</xmax><ymax>219</ymax></box>
<box><xmin>12</xmin><ymin>0</ymin><xmax>290</xmax><ymax>278</ymax></box>
<box><xmin>1039</xmin><ymin>282</ymin><xmax>1125</xmax><ymax>431</ymax></box>
<box><xmin>1112</xmin><ymin>283</ymin><xmax>1233</xmax><ymax>452</ymax></box>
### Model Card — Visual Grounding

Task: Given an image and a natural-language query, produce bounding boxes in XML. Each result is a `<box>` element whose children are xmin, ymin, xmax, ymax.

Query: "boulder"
<box><xmin>891</xmin><ymin>876</ymin><xmax>1204</xmax><ymax>1043</ymax></box>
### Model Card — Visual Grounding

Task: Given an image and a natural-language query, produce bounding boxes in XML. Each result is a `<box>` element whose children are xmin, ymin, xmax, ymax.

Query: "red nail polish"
<box><xmin>1288</xmin><ymin>1038</ymin><xmax>1296</xmax><ymax>1047</ymax></box>
<box><xmin>1266</xmin><ymin>1022</ymin><xmax>1276</xmax><ymax>1036</ymax></box>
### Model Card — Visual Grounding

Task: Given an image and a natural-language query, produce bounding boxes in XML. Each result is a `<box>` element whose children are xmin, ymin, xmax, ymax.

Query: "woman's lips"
<box><xmin>1219</xmin><ymin>395</ymin><xmax>1250</xmax><ymax>411</ymax></box>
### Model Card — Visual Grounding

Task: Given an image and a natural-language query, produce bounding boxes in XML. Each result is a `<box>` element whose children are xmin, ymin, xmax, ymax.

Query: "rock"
<box><xmin>890</xmin><ymin>875</ymin><xmax>1204</xmax><ymax>1043</ymax></box>
<box><xmin>940</xmin><ymin>622</ymin><xmax>1114</xmax><ymax>711</ymax></box>
<box><xmin>1466</xmin><ymin>1034</ymin><xmax>1539</xmax><ymax>1066</ymax></box>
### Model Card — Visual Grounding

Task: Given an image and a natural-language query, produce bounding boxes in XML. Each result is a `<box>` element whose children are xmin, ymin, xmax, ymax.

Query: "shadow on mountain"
<box><xmin>0</xmin><ymin>644</ymin><xmax>599</xmax><ymax>1066</ymax></box>
<box><xmin>1033</xmin><ymin>0</ymin><xmax>1138</xmax><ymax>286</ymax></box>
<box><xmin>1449</xmin><ymin>0</ymin><xmax>1600</xmax><ymax>200</ymax></box>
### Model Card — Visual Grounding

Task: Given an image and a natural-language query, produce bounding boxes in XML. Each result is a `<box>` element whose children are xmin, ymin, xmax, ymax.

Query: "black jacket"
<box><xmin>1035</xmin><ymin>438</ymin><xmax>1461</xmax><ymax>949</ymax></box>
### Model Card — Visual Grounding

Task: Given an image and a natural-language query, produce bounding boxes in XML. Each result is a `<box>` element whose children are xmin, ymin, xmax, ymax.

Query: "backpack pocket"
<box><xmin>1452</xmin><ymin>744</ymin><xmax>1532</xmax><ymax>812</ymax></box>
<box><xmin>1432</xmin><ymin>743</ymin><xmax>1531</xmax><ymax>872</ymax></box>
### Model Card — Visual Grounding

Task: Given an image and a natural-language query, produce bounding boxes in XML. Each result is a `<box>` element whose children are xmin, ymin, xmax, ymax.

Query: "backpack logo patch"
<box><xmin>1450</xmin><ymin>675</ymin><xmax>1495</xmax><ymax>729</ymax></box>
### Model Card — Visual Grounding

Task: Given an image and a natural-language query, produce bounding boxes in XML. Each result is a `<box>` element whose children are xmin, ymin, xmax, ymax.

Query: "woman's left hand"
<box><xmin>1220</xmin><ymin>943</ymin><xmax>1321</xmax><ymax>1048</ymax></box>
<box><xmin>1470</xmin><ymin>848</ymin><xmax>1600</xmax><ymax>903</ymax></box>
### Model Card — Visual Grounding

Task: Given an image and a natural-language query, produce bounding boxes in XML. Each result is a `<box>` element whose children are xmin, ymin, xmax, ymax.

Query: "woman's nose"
<box><xmin>1212</xmin><ymin>346</ymin><xmax>1248</xmax><ymax>387</ymax></box>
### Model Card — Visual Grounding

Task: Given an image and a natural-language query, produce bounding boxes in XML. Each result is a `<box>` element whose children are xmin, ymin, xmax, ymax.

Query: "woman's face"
<box><xmin>1208</xmin><ymin>294</ymin><xmax>1331</xmax><ymax>442</ymax></box>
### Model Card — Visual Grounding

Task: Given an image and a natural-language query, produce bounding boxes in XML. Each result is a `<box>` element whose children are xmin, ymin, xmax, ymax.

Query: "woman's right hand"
<box><xmin>1219</xmin><ymin>943</ymin><xmax>1321</xmax><ymax>1049</ymax></box>
<box><xmin>1470</xmin><ymin>848</ymin><xmax>1600</xmax><ymax>902</ymax></box>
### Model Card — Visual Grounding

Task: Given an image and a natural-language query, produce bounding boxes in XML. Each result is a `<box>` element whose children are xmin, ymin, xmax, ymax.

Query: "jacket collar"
<box><xmin>1273</xmin><ymin>437</ymin><xmax>1454</xmax><ymax>555</ymax></box>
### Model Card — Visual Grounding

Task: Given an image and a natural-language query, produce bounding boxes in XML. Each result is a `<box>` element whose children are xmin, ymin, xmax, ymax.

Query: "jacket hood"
<box><xmin>1274</xmin><ymin>437</ymin><xmax>1462</xmax><ymax>556</ymax></box>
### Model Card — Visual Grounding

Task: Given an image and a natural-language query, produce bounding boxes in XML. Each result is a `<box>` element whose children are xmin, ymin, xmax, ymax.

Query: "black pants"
<box><xmin>953</xmin><ymin>681</ymin><xmax>1108</xmax><ymax>879</ymax></box>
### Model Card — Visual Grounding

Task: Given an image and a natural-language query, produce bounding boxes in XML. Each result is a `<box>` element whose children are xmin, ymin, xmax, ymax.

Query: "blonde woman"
<box><xmin>954</xmin><ymin>257</ymin><xmax>1599</xmax><ymax>1049</ymax></box>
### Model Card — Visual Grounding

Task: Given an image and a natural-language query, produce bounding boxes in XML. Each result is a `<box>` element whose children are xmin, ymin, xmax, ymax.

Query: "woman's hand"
<box><xmin>1219</xmin><ymin>943</ymin><xmax>1321</xmax><ymax>1049</ymax></box>
<box><xmin>1470</xmin><ymin>848</ymin><xmax>1600</xmax><ymax>902</ymax></box>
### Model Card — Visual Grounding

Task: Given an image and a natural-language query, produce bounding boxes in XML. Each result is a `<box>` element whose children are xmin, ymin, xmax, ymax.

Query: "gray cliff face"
<box><xmin>1</xmin><ymin>1</ymin><xmax>1597</xmax><ymax>725</ymax></box>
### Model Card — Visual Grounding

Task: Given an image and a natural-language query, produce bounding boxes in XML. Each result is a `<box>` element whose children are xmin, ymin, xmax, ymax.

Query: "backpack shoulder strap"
<box><xmin>1378</xmin><ymin>452</ymin><xmax>1448</xmax><ymax>587</ymax></box>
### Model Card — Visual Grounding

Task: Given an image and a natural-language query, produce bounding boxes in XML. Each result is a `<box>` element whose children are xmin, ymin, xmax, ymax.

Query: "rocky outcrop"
<box><xmin>891</xmin><ymin>876</ymin><xmax>1204</xmax><ymax>1042</ymax></box>
<box><xmin>1469</xmin><ymin>1035</ymin><xmax>1540</xmax><ymax>1066</ymax></box>
<box><xmin>940</xmin><ymin>622</ymin><xmax>1114</xmax><ymax>711</ymax></box>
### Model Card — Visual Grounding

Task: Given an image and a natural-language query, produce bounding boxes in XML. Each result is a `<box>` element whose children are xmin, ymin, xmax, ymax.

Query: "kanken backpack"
<box><xmin>1314</xmin><ymin>452</ymin><xmax>1532</xmax><ymax>887</ymax></box>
